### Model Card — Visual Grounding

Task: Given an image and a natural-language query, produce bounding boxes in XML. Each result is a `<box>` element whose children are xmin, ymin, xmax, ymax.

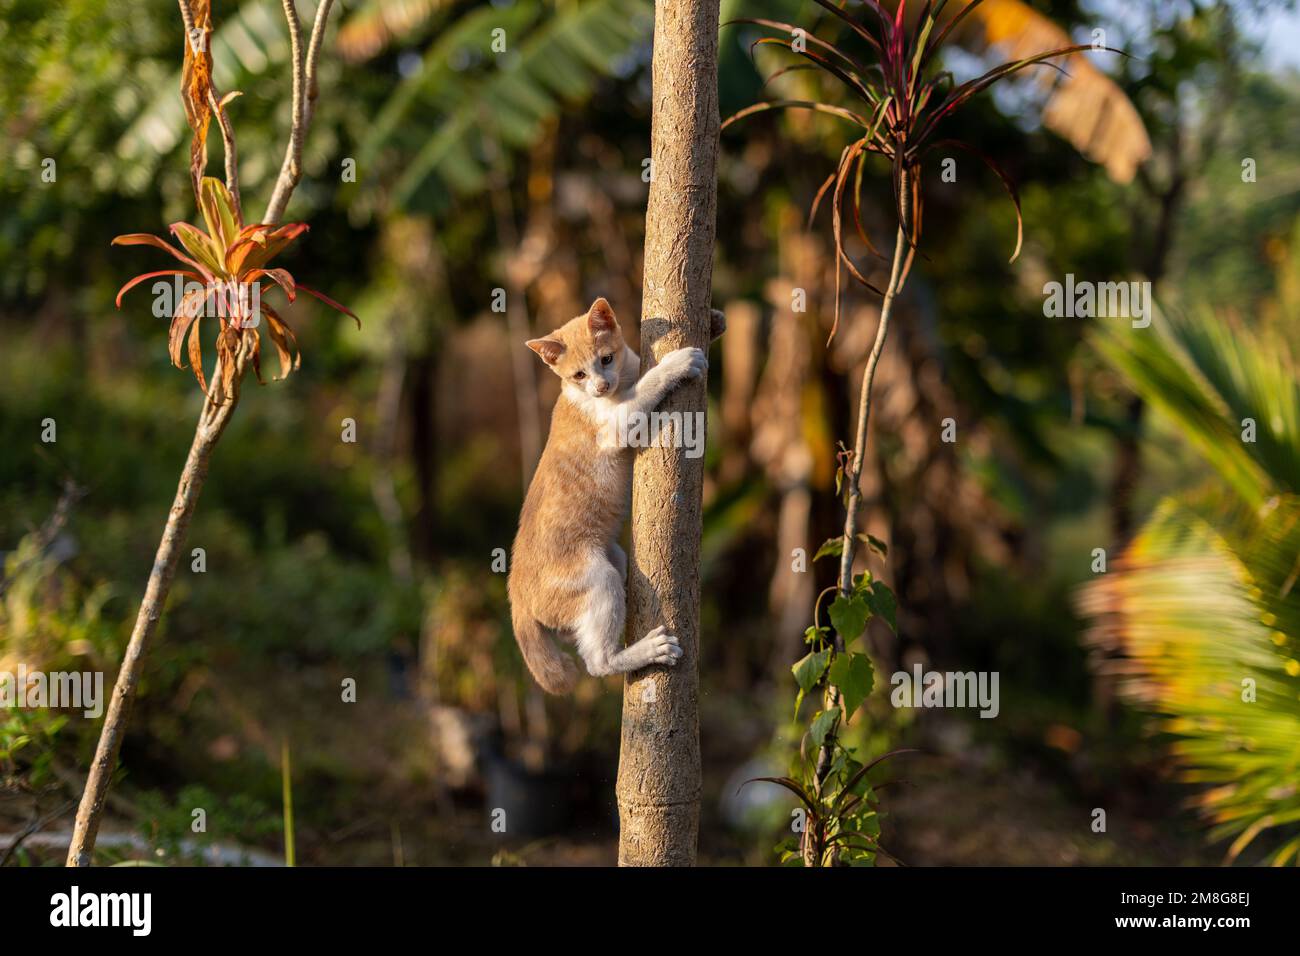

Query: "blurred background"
<box><xmin>3</xmin><ymin>0</ymin><xmax>1299</xmax><ymax>866</ymax></box>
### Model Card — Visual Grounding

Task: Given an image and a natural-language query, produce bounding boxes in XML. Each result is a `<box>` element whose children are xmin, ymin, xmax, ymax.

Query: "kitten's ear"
<box><xmin>526</xmin><ymin>337</ymin><xmax>565</xmax><ymax>366</ymax></box>
<box><xmin>587</xmin><ymin>297</ymin><xmax>617</xmax><ymax>334</ymax></box>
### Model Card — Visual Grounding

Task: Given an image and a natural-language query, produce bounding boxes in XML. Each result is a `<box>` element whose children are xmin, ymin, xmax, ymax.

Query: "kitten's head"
<box><xmin>527</xmin><ymin>298</ymin><xmax>628</xmax><ymax>398</ymax></box>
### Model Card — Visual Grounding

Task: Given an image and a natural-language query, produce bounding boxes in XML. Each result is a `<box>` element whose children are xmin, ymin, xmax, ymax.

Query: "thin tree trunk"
<box><xmin>66</xmin><ymin>352</ymin><xmax>247</xmax><ymax>866</ymax></box>
<box><xmin>615</xmin><ymin>0</ymin><xmax>719</xmax><ymax>867</ymax></box>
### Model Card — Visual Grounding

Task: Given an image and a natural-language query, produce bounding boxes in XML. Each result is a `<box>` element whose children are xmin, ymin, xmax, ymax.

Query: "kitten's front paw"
<box><xmin>659</xmin><ymin>347</ymin><xmax>708</xmax><ymax>384</ymax></box>
<box><xmin>643</xmin><ymin>625</ymin><xmax>683</xmax><ymax>666</ymax></box>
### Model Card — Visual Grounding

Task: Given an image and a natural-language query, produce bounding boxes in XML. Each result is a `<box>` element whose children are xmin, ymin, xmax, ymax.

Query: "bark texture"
<box><xmin>615</xmin><ymin>0</ymin><xmax>720</xmax><ymax>867</ymax></box>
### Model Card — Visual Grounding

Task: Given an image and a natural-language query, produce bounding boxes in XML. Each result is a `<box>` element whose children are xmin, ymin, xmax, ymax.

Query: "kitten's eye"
<box><xmin>601</xmin><ymin>354</ymin><xmax>614</xmax><ymax>366</ymax></box>
<box><xmin>573</xmin><ymin>371</ymin><xmax>586</xmax><ymax>381</ymax></box>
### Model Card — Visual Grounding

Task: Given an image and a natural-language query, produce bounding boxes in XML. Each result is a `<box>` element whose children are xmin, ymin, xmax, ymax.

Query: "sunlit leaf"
<box><xmin>793</xmin><ymin>648</ymin><xmax>832</xmax><ymax>694</ymax></box>
<box><xmin>199</xmin><ymin>176</ymin><xmax>240</xmax><ymax>248</ymax></box>
<box><xmin>813</xmin><ymin>537</ymin><xmax>844</xmax><ymax>561</ymax></box>
<box><xmin>169</xmin><ymin>222</ymin><xmax>225</xmax><ymax>276</ymax></box>
<box><xmin>809</xmin><ymin>708</ymin><xmax>839</xmax><ymax>748</ymax></box>
<box><xmin>115</xmin><ymin>270</ymin><xmax>204</xmax><ymax>309</ymax></box>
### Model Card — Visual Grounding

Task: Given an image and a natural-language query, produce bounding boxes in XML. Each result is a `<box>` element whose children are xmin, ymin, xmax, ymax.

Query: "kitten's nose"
<box><xmin>595</xmin><ymin>382</ymin><xmax>610</xmax><ymax>395</ymax></box>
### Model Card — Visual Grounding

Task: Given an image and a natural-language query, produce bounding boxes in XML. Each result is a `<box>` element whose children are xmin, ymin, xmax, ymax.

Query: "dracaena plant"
<box><xmin>726</xmin><ymin>0</ymin><xmax>1122</xmax><ymax>316</ymax></box>
<box><xmin>724</xmin><ymin>0</ymin><xmax>1128</xmax><ymax>864</ymax></box>
<box><xmin>113</xmin><ymin>176</ymin><xmax>357</xmax><ymax>399</ymax></box>
<box><xmin>67</xmin><ymin>0</ymin><xmax>343</xmax><ymax>868</ymax></box>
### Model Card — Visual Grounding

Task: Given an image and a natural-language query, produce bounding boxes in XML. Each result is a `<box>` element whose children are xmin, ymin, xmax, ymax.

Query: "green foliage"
<box><xmin>829</xmin><ymin>651</ymin><xmax>873</xmax><ymax>722</ymax></box>
<box><xmin>814</xmin><ymin>532</ymin><xmax>886</xmax><ymax>561</ymax></box>
<box><xmin>0</xmin><ymin>0</ymin><xmax>179</xmax><ymax>295</ymax></box>
<box><xmin>756</xmin><ymin>746</ymin><xmax>909</xmax><ymax>867</ymax></box>
<box><xmin>2</xmin><ymin>532</ymin><xmax>119</xmax><ymax>665</ymax></box>
<box><xmin>828</xmin><ymin>590</ymin><xmax>869</xmax><ymax>642</ymax></box>
<box><xmin>864</xmin><ymin>576</ymin><xmax>896</xmax><ymax>632</ymax></box>
<box><xmin>358</xmin><ymin>0</ymin><xmax>653</xmax><ymax>211</ymax></box>
<box><xmin>791</xmin><ymin>646</ymin><xmax>830</xmax><ymax>698</ymax></box>
<box><xmin>0</xmin><ymin>708</ymin><xmax>69</xmax><ymax>791</ymax></box>
<box><xmin>761</xmin><ymin>558</ymin><xmax>897</xmax><ymax>865</ymax></box>
<box><xmin>812</xmin><ymin>536</ymin><xmax>844</xmax><ymax>562</ymax></box>
<box><xmin>1093</xmin><ymin>495</ymin><xmax>1300</xmax><ymax>865</ymax></box>
<box><xmin>109</xmin><ymin>0</ymin><xmax>661</xmax><ymax>219</ymax></box>
<box><xmin>1090</xmin><ymin>304</ymin><xmax>1300</xmax><ymax>864</ymax></box>
<box><xmin>0</xmin><ymin>530</ymin><xmax>119</xmax><ymax>791</ymax></box>
<box><xmin>134</xmin><ymin>784</ymin><xmax>280</xmax><ymax>865</ymax></box>
<box><xmin>1095</xmin><ymin>307</ymin><xmax>1298</xmax><ymax>506</ymax></box>
<box><xmin>175</xmin><ymin>528</ymin><xmax>421</xmax><ymax>661</ymax></box>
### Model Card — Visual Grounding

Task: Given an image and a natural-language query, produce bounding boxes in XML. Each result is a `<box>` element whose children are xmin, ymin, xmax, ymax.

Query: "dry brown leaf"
<box><xmin>951</xmin><ymin>0</ymin><xmax>1152</xmax><ymax>183</ymax></box>
<box><xmin>187</xmin><ymin>311</ymin><xmax>207</xmax><ymax>394</ymax></box>
<box><xmin>336</xmin><ymin>0</ymin><xmax>448</xmax><ymax>64</ymax></box>
<box><xmin>181</xmin><ymin>0</ymin><xmax>216</xmax><ymax>203</ymax></box>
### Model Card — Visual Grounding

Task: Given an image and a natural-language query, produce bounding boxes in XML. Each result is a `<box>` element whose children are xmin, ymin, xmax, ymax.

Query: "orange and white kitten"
<box><xmin>508</xmin><ymin>297</ymin><xmax>722</xmax><ymax>694</ymax></box>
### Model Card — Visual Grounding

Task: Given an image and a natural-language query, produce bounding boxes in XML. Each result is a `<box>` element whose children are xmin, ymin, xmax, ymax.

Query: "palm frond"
<box><xmin>1084</xmin><ymin>305</ymin><xmax>1300</xmax><ymax>865</ymax></box>
<box><xmin>359</xmin><ymin>0</ymin><xmax>652</xmax><ymax>211</ymax></box>
<box><xmin>1080</xmin><ymin>495</ymin><xmax>1300</xmax><ymax>865</ymax></box>
<box><xmin>1092</xmin><ymin>308</ymin><xmax>1292</xmax><ymax>508</ymax></box>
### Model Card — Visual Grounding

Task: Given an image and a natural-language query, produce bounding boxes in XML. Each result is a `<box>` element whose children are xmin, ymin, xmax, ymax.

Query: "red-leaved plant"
<box><xmin>724</xmin><ymin>0</ymin><xmax>1128</xmax><ymax>865</ymax></box>
<box><xmin>114</xmin><ymin>176</ymin><xmax>357</xmax><ymax>399</ymax></box>
<box><xmin>68</xmin><ymin>0</ymin><xmax>346</xmax><ymax>868</ymax></box>
<box><xmin>727</xmin><ymin>0</ymin><xmax>1124</xmax><ymax>333</ymax></box>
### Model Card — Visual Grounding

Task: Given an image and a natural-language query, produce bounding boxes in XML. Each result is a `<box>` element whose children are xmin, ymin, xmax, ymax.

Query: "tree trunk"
<box><xmin>615</xmin><ymin>0</ymin><xmax>719</xmax><ymax>867</ymax></box>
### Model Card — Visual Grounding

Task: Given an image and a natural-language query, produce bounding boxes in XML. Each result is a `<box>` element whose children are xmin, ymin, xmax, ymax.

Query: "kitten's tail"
<box><xmin>513</xmin><ymin>613</ymin><xmax>578</xmax><ymax>695</ymax></box>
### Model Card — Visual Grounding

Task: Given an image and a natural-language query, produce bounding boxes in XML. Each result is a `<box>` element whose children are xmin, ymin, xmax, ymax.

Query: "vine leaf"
<box><xmin>860</xmin><ymin>532</ymin><xmax>888</xmax><ymax>558</ymax></box>
<box><xmin>804</xmin><ymin>625</ymin><xmax>830</xmax><ymax>646</ymax></box>
<box><xmin>793</xmin><ymin>649</ymin><xmax>832</xmax><ymax>693</ymax></box>
<box><xmin>809</xmin><ymin>709</ymin><xmax>839</xmax><ymax>748</ymax></box>
<box><xmin>865</xmin><ymin>581</ymin><xmax>898</xmax><ymax>633</ymax></box>
<box><xmin>829</xmin><ymin>592</ymin><xmax>871</xmax><ymax>643</ymax></box>
<box><xmin>829</xmin><ymin>651</ymin><xmax>874</xmax><ymax>721</ymax></box>
<box><xmin>818</xmin><ymin>533</ymin><xmax>887</xmax><ymax>563</ymax></box>
<box><xmin>814</xmin><ymin>537</ymin><xmax>844</xmax><ymax>562</ymax></box>
<box><xmin>792</xmin><ymin>648</ymin><xmax>832</xmax><ymax>718</ymax></box>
